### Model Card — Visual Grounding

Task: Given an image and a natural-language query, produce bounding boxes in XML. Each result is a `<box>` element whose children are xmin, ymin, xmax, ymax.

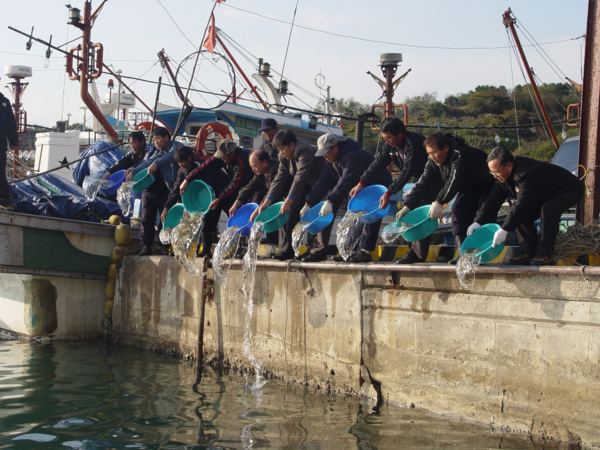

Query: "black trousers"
<box><xmin>0</xmin><ymin>150</ymin><xmax>11</xmax><ymax>206</ymax></box>
<box><xmin>141</xmin><ymin>191</ymin><xmax>169</xmax><ymax>247</ymax></box>
<box><xmin>515</xmin><ymin>185</ymin><xmax>584</xmax><ymax>256</ymax></box>
<box><xmin>280</xmin><ymin>183</ymin><xmax>319</xmax><ymax>256</ymax></box>
<box><xmin>451</xmin><ymin>188</ymin><xmax>493</xmax><ymax>238</ymax></box>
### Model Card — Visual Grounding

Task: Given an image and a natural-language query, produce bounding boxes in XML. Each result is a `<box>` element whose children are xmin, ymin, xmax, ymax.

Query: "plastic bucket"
<box><xmin>299</xmin><ymin>201</ymin><xmax>334</xmax><ymax>234</ymax></box>
<box><xmin>255</xmin><ymin>202</ymin><xmax>290</xmax><ymax>233</ymax></box>
<box><xmin>227</xmin><ymin>203</ymin><xmax>258</xmax><ymax>237</ymax></box>
<box><xmin>461</xmin><ymin>223</ymin><xmax>505</xmax><ymax>264</ymax></box>
<box><xmin>132</xmin><ymin>168</ymin><xmax>155</xmax><ymax>193</ymax></box>
<box><xmin>164</xmin><ymin>204</ymin><xmax>185</xmax><ymax>229</ymax></box>
<box><xmin>347</xmin><ymin>185</ymin><xmax>390</xmax><ymax>224</ymax></box>
<box><xmin>182</xmin><ymin>180</ymin><xmax>215</xmax><ymax>214</ymax></box>
<box><xmin>399</xmin><ymin>205</ymin><xmax>439</xmax><ymax>242</ymax></box>
<box><xmin>101</xmin><ymin>170</ymin><xmax>125</xmax><ymax>195</ymax></box>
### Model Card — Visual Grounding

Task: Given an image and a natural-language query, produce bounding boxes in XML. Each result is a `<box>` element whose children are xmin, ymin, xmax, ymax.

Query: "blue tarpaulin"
<box><xmin>71</xmin><ymin>141</ymin><xmax>126</xmax><ymax>186</ymax></box>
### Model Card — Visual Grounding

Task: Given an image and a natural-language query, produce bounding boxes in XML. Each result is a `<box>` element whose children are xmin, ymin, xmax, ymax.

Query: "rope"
<box><xmin>577</xmin><ymin>164</ymin><xmax>600</xmax><ymax>198</ymax></box>
<box><xmin>554</xmin><ymin>221</ymin><xmax>600</xmax><ymax>265</ymax></box>
<box><xmin>507</xmin><ymin>32</ymin><xmax>522</xmax><ymax>154</ymax></box>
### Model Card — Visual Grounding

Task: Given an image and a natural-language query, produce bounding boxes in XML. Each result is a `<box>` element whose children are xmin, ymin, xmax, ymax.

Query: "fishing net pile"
<box><xmin>554</xmin><ymin>221</ymin><xmax>600</xmax><ymax>264</ymax></box>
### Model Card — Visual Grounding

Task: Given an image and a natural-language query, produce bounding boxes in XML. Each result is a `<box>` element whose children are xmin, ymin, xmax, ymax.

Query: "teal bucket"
<box><xmin>255</xmin><ymin>202</ymin><xmax>290</xmax><ymax>233</ymax></box>
<box><xmin>131</xmin><ymin>168</ymin><xmax>155</xmax><ymax>193</ymax></box>
<box><xmin>460</xmin><ymin>223</ymin><xmax>505</xmax><ymax>264</ymax></box>
<box><xmin>163</xmin><ymin>204</ymin><xmax>185</xmax><ymax>229</ymax></box>
<box><xmin>399</xmin><ymin>205</ymin><xmax>439</xmax><ymax>242</ymax></box>
<box><xmin>182</xmin><ymin>180</ymin><xmax>214</xmax><ymax>214</ymax></box>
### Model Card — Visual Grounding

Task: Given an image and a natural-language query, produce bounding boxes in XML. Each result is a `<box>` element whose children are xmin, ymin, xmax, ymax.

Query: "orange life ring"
<box><xmin>134</xmin><ymin>121</ymin><xmax>153</xmax><ymax>131</ymax></box>
<box><xmin>195</xmin><ymin>122</ymin><xmax>233</xmax><ymax>159</ymax></box>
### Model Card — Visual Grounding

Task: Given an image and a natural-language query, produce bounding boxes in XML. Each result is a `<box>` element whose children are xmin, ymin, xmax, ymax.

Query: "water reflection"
<box><xmin>0</xmin><ymin>341</ymin><xmax>536</xmax><ymax>449</ymax></box>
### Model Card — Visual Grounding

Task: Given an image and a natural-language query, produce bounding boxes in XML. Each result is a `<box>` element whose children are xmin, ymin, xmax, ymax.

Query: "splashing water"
<box><xmin>381</xmin><ymin>221</ymin><xmax>414</xmax><ymax>244</ymax></box>
<box><xmin>82</xmin><ymin>176</ymin><xmax>112</xmax><ymax>200</ymax></box>
<box><xmin>159</xmin><ymin>227</ymin><xmax>173</xmax><ymax>245</ymax></box>
<box><xmin>117</xmin><ymin>181</ymin><xmax>135</xmax><ymax>216</ymax></box>
<box><xmin>213</xmin><ymin>226</ymin><xmax>242</xmax><ymax>288</ymax></box>
<box><xmin>456</xmin><ymin>248</ymin><xmax>484</xmax><ymax>289</ymax></box>
<box><xmin>241</xmin><ymin>222</ymin><xmax>267</xmax><ymax>387</ymax></box>
<box><xmin>336</xmin><ymin>211</ymin><xmax>366</xmax><ymax>261</ymax></box>
<box><xmin>170</xmin><ymin>213</ymin><xmax>205</xmax><ymax>277</ymax></box>
<box><xmin>292</xmin><ymin>222</ymin><xmax>311</xmax><ymax>258</ymax></box>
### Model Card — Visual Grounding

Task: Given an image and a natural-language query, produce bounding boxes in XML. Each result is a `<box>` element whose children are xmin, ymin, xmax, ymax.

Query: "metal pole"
<box><xmin>325</xmin><ymin>85</ymin><xmax>331</xmax><ymax>125</ymax></box>
<box><xmin>503</xmin><ymin>9</ymin><xmax>560</xmax><ymax>150</ymax></box>
<box><xmin>150</xmin><ymin>76</ymin><xmax>163</xmax><ymax>141</ymax></box>
<box><xmin>355</xmin><ymin>117</ymin><xmax>364</xmax><ymax>148</ymax></box>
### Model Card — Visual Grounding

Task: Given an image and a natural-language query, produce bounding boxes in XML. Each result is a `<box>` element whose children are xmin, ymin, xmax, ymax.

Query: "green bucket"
<box><xmin>255</xmin><ymin>202</ymin><xmax>290</xmax><ymax>233</ymax></box>
<box><xmin>460</xmin><ymin>223</ymin><xmax>505</xmax><ymax>264</ymax></box>
<box><xmin>182</xmin><ymin>180</ymin><xmax>214</xmax><ymax>214</ymax></box>
<box><xmin>163</xmin><ymin>204</ymin><xmax>185</xmax><ymax>229</ymax></box>
<box><xmin>399</xmin><ymin>205</ymin><xmax>439</xmax><ymax>242</ymax></box>
<box><xmin>131</xmin><ymin>168</ymin><xmax>155</xmax><ymax>193</ymax></box>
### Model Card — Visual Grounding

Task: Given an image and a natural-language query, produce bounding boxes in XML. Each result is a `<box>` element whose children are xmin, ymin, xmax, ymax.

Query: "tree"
<box><xmin>423</xmin><ymin>102</ymin><xmax>450</xmax><ymax>121</ymax></box>
<box><xmin>403</xmin><ymin>91</ymin><xmax>438</xmax><ymax>113</ymax></box>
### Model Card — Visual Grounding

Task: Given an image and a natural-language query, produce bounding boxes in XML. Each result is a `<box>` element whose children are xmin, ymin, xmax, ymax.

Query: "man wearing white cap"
<box><xmin>301</xmin><ymin>133</ymin><xmax>392</xmax><ymax>262</ymax></box>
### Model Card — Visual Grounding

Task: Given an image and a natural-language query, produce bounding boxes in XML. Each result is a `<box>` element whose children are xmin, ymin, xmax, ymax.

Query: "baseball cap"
<box><xmin>315</xmin><ymin>133</ymin><xmax>338</xmax><ymax>157</ymax></box>
<box><xmin>258</xmin><ymin>118</ymin><xmax>277</xmax><ymax>132</ymax></box>
<box><xmin>214</xmin><ymin>139</ymin><xmax>238</xmax><ymax>158</ymax></box>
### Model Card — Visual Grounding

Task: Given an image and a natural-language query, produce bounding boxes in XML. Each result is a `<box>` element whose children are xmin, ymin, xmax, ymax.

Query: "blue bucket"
<box><xmin>132</xmin><ymin>168</ymin><xmax>155</xmax><ymax>193</ymax></box>
<box><xmin>399</xmin><ymin>205</ymin><xmax>439</xmax><ymax>242</ymax></box>
<box><xmin>255</xmin><ymin>202</ymin><xmax>290</xmax><ymax>233</ymax></box>
<box><xmin>164</xmin><ymin>204</ymin><xmax>185</xmax><ymax>229</ymax></box>
<box><xmin>182</xmin><ymin>180</ymin><xmax>215</xmax><ymax>214</ymax></box>
<box><xmin>101</xmin><ymin>170</ymin><xmax>125</xmax><ymax>195</ymax></box>
<box><xmin>461</xmin><ymin>223</ymin><xmax>505</xmax><ymax>264</ymax></box>
<box><xmin>347</xmin><ymin>185</ymin><xmax>390</xmax><ymax>224</ymax></box>
<box><xmin>227</xmin><ymin>203</ymin><xmax>258</xmax><ymax>237</ymax></box>
<box><xmin>299</xmin><ymin>201</ymin><xmax>334</xmax><ymax>234</ymax></box>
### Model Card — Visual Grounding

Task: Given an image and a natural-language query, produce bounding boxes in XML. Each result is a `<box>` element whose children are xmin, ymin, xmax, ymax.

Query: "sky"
<box><xmin>0</xmin><ymin>0</ymin><xmax>589</xmax><ymax>128</ymax></box>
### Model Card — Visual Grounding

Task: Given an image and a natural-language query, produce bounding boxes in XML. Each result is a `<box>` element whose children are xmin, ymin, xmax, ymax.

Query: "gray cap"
<box><xmin>315</xmin><ymin>133</ymin><xmax>338</xmax><ymax>157</ymax></box>
<box><xmin>214</xmin><ymin>139</ymin><xmax>238</xmax><ymax>158</ymax></box>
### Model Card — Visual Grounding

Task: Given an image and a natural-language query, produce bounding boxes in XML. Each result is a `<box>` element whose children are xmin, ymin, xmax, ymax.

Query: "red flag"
<box><xmin>216</xmin><ymin>0</ymin><xmax>225</xmax><ymax>3</ymax></box>
<box><xmin>203</xmin><ymin>13</ymin><xmax>216</xmax><ymax>54</ymax></box>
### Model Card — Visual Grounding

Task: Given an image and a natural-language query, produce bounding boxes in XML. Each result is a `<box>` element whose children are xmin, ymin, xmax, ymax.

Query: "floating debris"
<box><xmin>117</xmin><ymin>181</ymin><xmax>135</xmax><ymax>216</ymax></box>
<box><xmin>381</xmin><ymin>221</ymin><xmax>413</xmax><ymax>244</ymax></box>
<box><xmin>82</xmin><ymin>176</ymin><xmax>112</xmax><ymax>200</ymax></box>
<box><xmin>456</xmin><ymin>248</ymin><xmax>483</xmax><ymax>289</ymax></box>
<box><xmin>213</xmin><ymin>226</ymin><xmax>242</xmax><ymax>288</ymax></box>
<box><xmin>336</xmin><ymin>211</ymin><xmax>366</xmax><ymax>261</ymax></box>
<box><xmin>170</xmin><ymin>213</ymin><xmax>205</xmax><ymax>277</ymax></box>
<box><xmin>292</xmin><ymin>222</ymin><xmax>311</xmax><ymax>258</ymax></box>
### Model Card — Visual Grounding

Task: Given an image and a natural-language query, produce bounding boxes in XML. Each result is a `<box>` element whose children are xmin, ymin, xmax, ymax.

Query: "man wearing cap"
<box><xmin>301</xmin><ymin>133</ymin><xmax>393</xmax><ymax>263</ymax></box>
<box><xmin>250</xmin><ymin>129</ymin><xmax>324</xmax><ymax>261</ymax></box>
<box><xmin>0</xmin><ymin>86</ymin><xmax>18</xmax><ymax>211</ymax></box>
<box><xmin>258</xmin><ymin>118</ymin><xmax>279</xmax><ymax>159</ymax></box>
<box><xmin>180</xmin><ymin>139</ymin><xmax>253</xmax><ymax>256</ymax></box>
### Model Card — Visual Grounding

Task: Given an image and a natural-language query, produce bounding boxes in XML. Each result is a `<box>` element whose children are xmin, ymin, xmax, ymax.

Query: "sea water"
<box><xmin>170</xmin><ymin>213</ymin><xmax>205</xmax><ymax>277</ymax></box>
<box><xmin>117</xmin><ymin>181</ymin><xmax>136</xmax><ymax>216</ymax></box>
<box><xmin>381</xmin><ymin>221</ymin><xmax>413</xmax><ymax>244</ymax></box>
<box><xmin>82</xmin><ymin>176</ymin><xmax>112</xmax><ymax>200</ymax></box>
<box><xmin>212</xmin><ymin>226</ymin><xmax>242</xmax><ymax>288</ymax></box>
<box><xmin>336</xmin><ymin>211</ymin><xmax>366</xmax><ymax>261</ymax></box>
<box><xmin>291</xmin><ymin>222</ymin><xmax>311</xmax><ymax>258</ymax></box>
<box><xmin>0</xmin><ymin>340</ymin><xmax>539</xmax><ymax>449</ymax></box>
<box><xmin>456</xmin><ymin>248</ymin><xmax>484</xmax><ymax>289</ymax></box>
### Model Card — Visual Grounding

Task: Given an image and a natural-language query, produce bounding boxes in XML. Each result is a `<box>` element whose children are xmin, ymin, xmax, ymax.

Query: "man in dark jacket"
<box><xmin>258</xmin><ymin>118</ymin><xmax>279</xmax><ymax>159</ymax></box>
<box><xmin>103</xmin><ymin>131</ymin><xmax>148</xmax><ymax>179</ymax></box>
<box><xmin>250</xmin><ymin>129</ymin><xmax>324</xmax><ymax>260</ymax></box>
<box><xmin>302</xmin><ymin>133</ymin><xmax>393</xmax><ymax>263</ymax></box>
<box><xmin>180</xmin><ymin>139</ymin><xmax>254</xmax><ymax>253</ymax></box>
<box><xmin>162</xmin><ymin>146</ymin><xmax>231</xmax><ymax>257</ymax></box>
<box><xmin>397</xmin><ymin>132</ymin><xmax>495</xmax><ymax>264</ymax></box>
<box><xmin>470</xmin><ymin>146</ymin><xmax>584</xmax><ymax>266</ymax></box>
<box><xmin>0</xmin><ymin>90</ymin><xmax>18</xmax><ymax>210</ymax></box>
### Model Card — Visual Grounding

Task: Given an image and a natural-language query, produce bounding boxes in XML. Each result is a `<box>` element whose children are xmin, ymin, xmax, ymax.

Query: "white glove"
<box><xmin>428</xmin><ymin>201</ymin><xmax>443</xmax><ymax>219</ymax></box>
<box><xmin>319</xmin><ymin>201</ymin><xmax>333</xmax><ymax>217</ymax></box>
<box><xmin>492</xmin><ymin>228</ymin><xmax>508</xmax><ymax>248</ymax></box>
<box><xmin>396</xmin><ymin>206</ymin><xmax>411</xmax><ymax>221</ymax></box>
<box><xmin>467</xmin><ymin>222</ymin><xmax>481</xmax><ymax>236</ymax></box>
<box><xmin>299</xmin><ymin>205</ymin><xmax>310</xmax><ymax>219</ymax></box>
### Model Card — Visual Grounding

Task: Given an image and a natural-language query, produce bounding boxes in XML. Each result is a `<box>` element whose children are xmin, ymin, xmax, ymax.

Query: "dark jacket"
<box><xmin>306</xmin><ymin>138</ymin><xmax>390</xmax><ymax>207</ymax></box>
<box><xmin>475</xmin><ymin>156</ymin><xmax>584</xmax><ymax>232</ymax></box>
<box><xmin>106</xmin><ymin>146</ymin><xmax>149</xmax><ymax>175</ymax></box>
<box><xmin>267</xmin><ymin>141</ymin><xmax>323</xmax><ymax>202</ymax></box>
<box><xmin>131</xmin><ymin>140</ymin><xmax>184</xmax><ymax>190</ymax></box>
<box><xmin>0</xmin><ymin>93</ymin><xmax>18</xmax><ymax>153</ymax></box>
<box><xmin>186</xmin><ymin>148</ymin><xmax>253</xmax><ymax>201</ymax></box>
<box><xmin>165</xmin><ymin>160</ymin><xmax>231</xmax><ymax>211</ymax></box>
<box><xmin>360</xmin><ymin>130</ymin><xmax>427</xmax><ymax>195</ymax></box>
<box><xmin>236</xmin><ymin>157</ymin><xmax>286</xmax><ymax>205</ymax></box>
<box><xmin>260</xmin><ymin>140</ymin><xmax>278</xmax><ymax>159</ymax></box>
<box><xmin>404</xmin><ymin>135</ymin><xmax>494</xmax><ymax>210</ymax></box>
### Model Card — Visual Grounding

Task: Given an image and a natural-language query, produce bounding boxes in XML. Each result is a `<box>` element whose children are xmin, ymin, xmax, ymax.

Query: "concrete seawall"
<box><xmin>113</xmin><ymin>256</ymin><xmax>600</xmax><ymax>448</ymax></box>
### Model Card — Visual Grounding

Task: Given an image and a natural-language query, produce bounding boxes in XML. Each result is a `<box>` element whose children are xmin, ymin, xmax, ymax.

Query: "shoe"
<box><xmin>349</xmin><ymin>251</ymin><xmax>372</xmax><ymax>263</ymax></box>
<box><xmin>530</xmin><ymin>254</ymin><xmax>556</xmax><ymax>266</ymax></box>
<box><xmin>332</xmin><ymin>254</ymin><xmax>345</xmax><ymax>262</ymax></box>
<box><xmin>296</xmin><ymin>251</ymin><xmax>311</xmax><ymax>260</ymax></box>
<box><xmin>394</xmin><ymin>252</ymin><xmax>425</xmax><ymax>265</ymax></box>
<box><xmin>139</xmin><ymin>246</ymin><xmax>153</xmax><ymax>256</ymax></box>
<box><xmin>271</xmin><ymin>251</ymin><xmax>294</xmax><ymax>261</ymax></box>
<box><xmin>301</xmin><ymin>253</ymin><xmax>327</xmax><ymax>263</ymax></box>
<box><xmin>235</xmin><ymin>245</ymin><xmax>247</xmax><ymax>259</ymax></box>
<box><xmin>155</xmin><ymin>246</ymin><xmax>169</xmax><ymax>256</ymax></box>
<box><xmin>508</xmin><ymin>253</ymin><xmax>533</xmax><ymax>265</ymax></box>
